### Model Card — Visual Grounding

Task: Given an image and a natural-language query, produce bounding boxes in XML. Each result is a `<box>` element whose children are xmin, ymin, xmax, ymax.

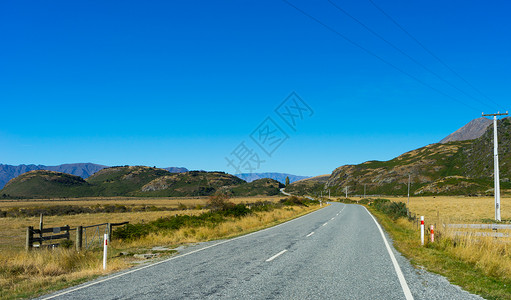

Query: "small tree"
<box><xmin>207</xmin><ymin>193</ymin><xmax>233</xmax><ymax>212</ymax></box>
<box><xmin>285</xmin><ymin>176</ymin><xmax>290</xmax><ymax>186</ymax></box>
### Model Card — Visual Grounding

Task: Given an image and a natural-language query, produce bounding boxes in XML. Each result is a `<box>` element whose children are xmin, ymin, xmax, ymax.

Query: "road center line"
<box><xmin>306</xmin><ymin>232</ymin><xmax>314</xmax><ymax>237</ymax></box>
<box><xmin>322</xmin><ymin>222</ymin><xmax>328</xmax><ymax>226</ymax></box>
<box><xmin>331</xmin><ymin>217</ymin><xmax>335</xmax><ymax>220</ymax></box>
<box><xmin>266</xmin><ymin>249</ymin><xmax>287</xmax><ymax>262</ymax></box>
<box><xmin>363</xmin><ymin>206</ymin><xmax>414</xmax><ymax>300</ymax></box>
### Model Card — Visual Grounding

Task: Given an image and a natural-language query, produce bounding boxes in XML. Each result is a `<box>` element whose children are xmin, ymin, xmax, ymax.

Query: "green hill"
<box><xmin>286</xmin><ymin>175</ymin><xmax>329</xmax><ymax>196</ymax></box>
<box><xmin>325</xmin><ymin>117</ymin><xmax>511</xmax><ymax>196</ymax></box>
<box><xmin>137</xmin><ymin>171</ymin><xmax>245</xmax><ymax>197</ymax></box>
<box><xmin>223</xmin><ymin>178</ymin><xmax>284</xmax><ymax>196</ymax></box>
<box><xmin>86</xmin><ymin>166</ymin><xmax>171</xmax><ymax>196</ymax></box>
<box><xmin>0</xmin><ymin>170</ymin><xmax>92</xmax><ymax>198</ymax></box>
<box><xmin>0</xmin><ymin>167</ymin><xmax>287</xmax><ymax>198</ymax></box>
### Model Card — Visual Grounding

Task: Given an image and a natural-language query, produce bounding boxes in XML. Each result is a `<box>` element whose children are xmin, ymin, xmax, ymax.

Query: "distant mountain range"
<box><xmin>235</xmin><ymin>173</ymin><xmax>310</xmax><ymax>184</ymax></box>
<box><xmin>0</xmin><ymin>163</ymin><xmax>188</xmax><ymax>189</ymax></box>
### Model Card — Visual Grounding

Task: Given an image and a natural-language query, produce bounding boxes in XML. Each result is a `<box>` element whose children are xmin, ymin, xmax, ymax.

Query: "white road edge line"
<box><xmin>363</xmin><ymin>206</ymin><xmax>414</xmax><ymax>300</ymax></box>
<box><xmin>41</xmin><ymin>202</ymin><xmax>332</xmax><ymax>300</ymax></box>
<box><xmin>306</xmin><ymin>232</ymin><xmax>314</xmax><ymax>237</ymax></box>
<box><xmin>266</xmin><ymin>249</ymin><xmax>287</xmax><ymax>262</ymax></box>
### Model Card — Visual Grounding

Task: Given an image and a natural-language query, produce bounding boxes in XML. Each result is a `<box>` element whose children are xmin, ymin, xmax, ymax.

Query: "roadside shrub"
<box><xmin>280</xmin><ymin>196</ymin><xmax>308</xmax><ymax>206</ymax></box>
<box><xmin>113</xmin><ymin>223</ymin><xmax>151</xmax><ymax>241</ymax></box>
<box><xmin>280</xmin><ymin>196</ymin><xmax>320</xmax><ymax>207</ymax></box>
<box><xmin>251</xmin><ymin>201</ymin><xmax>280</xmax><ymax>212</ymax></box>
<box><xmin>372</xmin><ymin>198</ymin><xmax>408</xmax><ymax>220</ymax></box>
<box><xmin>222</xmin><ymin>204</ymin><xmax>250</xmax><ymax>217</ymax></box>
<box><xmin>113</xmin><ymin>195</ymin><xmax>319</xmax><ymax>242</ymax></box>
<box><xmin>113</xmin><ymin>212</ymin><xmax>227</xmax><ymax>241</ymax></box>
<box><xmin>207</xmin><ymin>193</ymin><xmax>234</xmax><ymax>211</ymax></box>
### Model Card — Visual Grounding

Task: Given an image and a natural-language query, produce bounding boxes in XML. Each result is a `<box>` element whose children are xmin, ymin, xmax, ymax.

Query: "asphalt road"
<box><xmin>39</xmin><ymin>203</ymin><xmax>482</xmax><ymax>299</ymax></box>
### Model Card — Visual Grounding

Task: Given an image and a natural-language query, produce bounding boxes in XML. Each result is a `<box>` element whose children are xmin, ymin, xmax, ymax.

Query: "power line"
<box><xmin>326</xmin><ymin>0</ymin><xmax>498</xmax><ymax>111</ymax></box>
<box><xmin>281</xmin><ymin>0</ymin><xmax>480</xmax><ymax>112</ymax></box>
<box><xmin>367</xmin><ymin>0</ymin><xmax>503</xmax><ymax>110</ymax></box>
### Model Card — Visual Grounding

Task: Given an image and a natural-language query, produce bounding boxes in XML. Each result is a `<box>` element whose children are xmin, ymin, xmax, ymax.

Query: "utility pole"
<box><xmin>482</xmin><ymin>111</ymin><xmax>508</xmax><ymax>221</ymax></box>
<box><xmin>345</xmin><ymin>186</ymin><xmax>349</xmax><ymax>199</ymax></box>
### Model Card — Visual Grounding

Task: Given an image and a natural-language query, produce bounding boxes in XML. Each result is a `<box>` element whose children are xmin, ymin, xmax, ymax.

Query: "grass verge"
<box><xmin>1</xmin><ymin>197</ymin><xmax>323</xmax><ymax>299</ymax></box>
<box><xmin>366</xmin><ymin>204</ymin><xmax>511</xmax><ymax>300</ymax></box>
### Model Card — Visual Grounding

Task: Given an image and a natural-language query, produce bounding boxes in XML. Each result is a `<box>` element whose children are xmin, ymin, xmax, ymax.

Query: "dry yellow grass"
<box><xmin>373</xmin><ymin>196</ymin><xmax>511</xmax><ymax>285</ymax></box>
<box><xmin>0</xmin><ymin>196</ymin><xmax>282</xmax><ymax>209</ymax></box>
<box><xmin>0</xmin><ymin>209</ymin><xmax>205</xmax><ymax>252</ymax></box>
<box><xmin>0</xmin><ymin>196</ymin><xmax>283</xmax><ymax>251</ymax></box>
<box><xmin>386</xmin><ymin>195</ymin><xmax>511</xmax><ymax>223</ymax></box>
<box><xmin>123</xmin><ymin>205</ymin><xmax>315</xmax><ymax>248</ymax></box>
<box><xmin>0</xmin><ymin>198</ymin><xmax>321</xmax><ymax>299</ymax></box>
<box><xmin>0</xmin><ymin>247</ymin><xmax>130</xmax><ymax>299</ymax></box>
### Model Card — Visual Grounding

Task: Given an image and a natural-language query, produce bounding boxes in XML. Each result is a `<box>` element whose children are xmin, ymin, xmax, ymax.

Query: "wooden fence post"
<box><xmin>39</xmin><ymin>214</ymin><xmax>43</xmax><ymax>248</ymax></box>
<box><xmin>76</xmin><ymin>226</ymin><xmax>83</xmax><ymax>251</ymax></box>
<box><xmin>26</xmin><ymin>226</ymin><xmax>33</xmax><ymax>251</ymax></box>
<box><xmin>65</xmin><ymin>225</ymin><xmax>70</xmax><ymax>240</ymax></box>
<box><xmin>107</xmin><ymin>223</ymin><xmax>112</xmax><ymax>242</ymax></box>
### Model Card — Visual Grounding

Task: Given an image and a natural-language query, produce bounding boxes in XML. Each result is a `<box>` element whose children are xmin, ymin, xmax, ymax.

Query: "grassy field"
<box><xmin>386</xmin><ymin>195</ymin><xmax>511</xmax><ymax>239</ymax></box>
<box><xmin>0</xmin><ymin>195</ymin><xmax>320</xmax><ymax>299</ymax></box>
<box><xmin>388</xmin><ymin>195</ymin><xmax>511</xmax><ymax>223</ymax></box>
<box><xmin>0</xmin><ymin>195</ymin><xmax>282</xmax><ymax>209</ymax></box>
<box><xmin>362</xmin><ymin>195</ymin><xmax>511</xmax><ymax>299</ymax></box>
<box><xmin>0</xmin><ymin>196</ymin><xmax>282</xmax><ymax>251</ymax></box>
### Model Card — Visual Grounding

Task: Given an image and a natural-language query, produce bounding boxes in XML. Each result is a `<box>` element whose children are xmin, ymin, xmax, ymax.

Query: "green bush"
<box><xmin>372</xmin><ymin>198</ymin><xmax>408</xmax><ymax>220</ymax></box>
<box><xmin>280</xmin><ymin>196</ymin><xmax>309</xmax><ymax>206</ymax></box>
<box><xmin>112</xmin><ymin>223</ymin><xmax>152</xmax><ymax>240</ymax></box>
<box><xmin>222</xmin><ymin>204</ymin><xmax>250</xmax><ymax>217</ymax></box>
<box><xmin>113</xmin><ymin>196</ymin><xmax>314</xmax><ymax>241</ymax></box>
<box><xmin>250</xmin><ymin>201</ymin><xmax>280</xmax><ymax>212</ymax></box>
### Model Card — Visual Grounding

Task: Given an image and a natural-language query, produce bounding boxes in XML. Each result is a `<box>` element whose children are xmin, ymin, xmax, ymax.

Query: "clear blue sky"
<box><xmin>0</xmin><ymin>1</ymin><xmax>509</xmax><ymax>176</ymax></box>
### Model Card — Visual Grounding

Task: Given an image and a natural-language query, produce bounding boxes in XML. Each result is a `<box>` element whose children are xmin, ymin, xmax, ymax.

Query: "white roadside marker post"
<box><xmin>420</xmin><ymin>216</ymin><xmax>424</xmax><ymax>246</ymax></box>
<box><xmin>430</xmin><ymin>225</ymin><xmax>434</xmax><ymax>243</ymax></box>
<box><xmin>103</xmin><ymin>234</ymin><xmax>108</xmax><ymax>270</ymax></box>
